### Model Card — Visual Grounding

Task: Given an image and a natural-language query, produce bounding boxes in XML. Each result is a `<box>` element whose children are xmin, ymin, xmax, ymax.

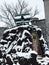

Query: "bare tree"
<box><xmin>0</xmin><ymin>3</ymin><xmax>16</xmax><ymax>28</ymax></box>
<box><xmin>0</xmin><ymin>0</ymin><xmax>39</xmax><ymax>28</ymax></box>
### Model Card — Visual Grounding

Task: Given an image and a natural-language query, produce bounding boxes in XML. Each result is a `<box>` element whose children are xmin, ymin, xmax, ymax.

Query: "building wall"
<box><xmin>0</xmin><ymin>28</ymin><xmax>7</xmax><ymax>40</ymax></box>
<box><xmin>44</xmin><ymin>0</ymin><xmax>49</xmax><ymax>43</ymax></box>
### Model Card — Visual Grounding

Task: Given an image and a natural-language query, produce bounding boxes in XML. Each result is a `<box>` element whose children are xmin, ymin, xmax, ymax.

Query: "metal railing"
<box><xmin>14</xmin><ymin>14</ymin><xmax>39</xmax><ymax>26</ymax></box>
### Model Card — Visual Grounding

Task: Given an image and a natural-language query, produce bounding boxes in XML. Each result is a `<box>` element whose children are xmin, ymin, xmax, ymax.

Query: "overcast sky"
<box><xmin>0</xmin><ymin>0</ymin><xmax>17</xmax><ymax>6</ymax></box>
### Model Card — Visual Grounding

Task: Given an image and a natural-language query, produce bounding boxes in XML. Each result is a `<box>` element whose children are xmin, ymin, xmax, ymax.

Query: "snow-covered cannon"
<box><xmin>0</xmin><ymin>14</ymin><xmax>49</xmax><ymax>65</ymax></box>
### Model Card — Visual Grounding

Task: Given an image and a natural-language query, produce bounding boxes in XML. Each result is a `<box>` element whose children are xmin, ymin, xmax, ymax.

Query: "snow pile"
<box><xmin>0</xmin><ymin>24</ymin><xmax>49</xmax><ymax>65</ymax></box>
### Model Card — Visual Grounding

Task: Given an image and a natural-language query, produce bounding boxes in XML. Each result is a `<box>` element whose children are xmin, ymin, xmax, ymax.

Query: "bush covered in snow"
<box><xmin>0</xmin><ymin>24</ymin><xmax>49</xmax><ymax>65</ymax></box>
